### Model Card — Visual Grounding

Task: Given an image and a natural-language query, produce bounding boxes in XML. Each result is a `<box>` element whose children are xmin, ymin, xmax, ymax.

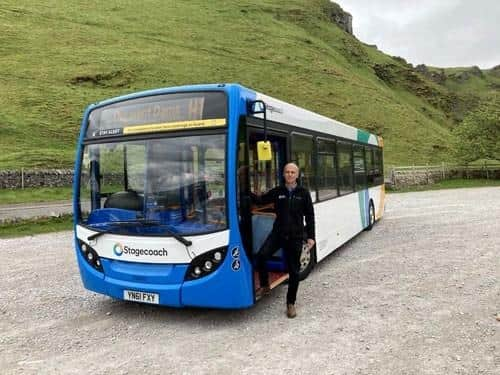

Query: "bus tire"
<box><xmin>365</xmin><ymin>200</ymin><xmax>375</xmax><ymax>231</ymax></box>
<box><xmin>299</xmin><ymin>243</ymin><xmax>315</xmax><ymax>280</ymax></box>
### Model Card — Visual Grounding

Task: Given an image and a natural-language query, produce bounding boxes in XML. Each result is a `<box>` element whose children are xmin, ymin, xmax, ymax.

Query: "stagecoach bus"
<box><xmin>73</xmin><ymin>83</ymin><xmax>385</xmax><ymax>308</ymax></box>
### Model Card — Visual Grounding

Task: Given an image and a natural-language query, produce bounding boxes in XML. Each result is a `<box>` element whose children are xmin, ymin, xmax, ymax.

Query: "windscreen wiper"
<box><xmin>86</xmin><ymin>220</ymin><xmax>193</xmax><ymax>247</ymax></box>
<box><xmin>162</xmin><ymin>225</ymin><xmax>192</xmax><ymax>247</ymax></box>
<box><xmin>87</xmin><ymin>219</ymin><xmax>160</xmax><ymax>241</ymax></box>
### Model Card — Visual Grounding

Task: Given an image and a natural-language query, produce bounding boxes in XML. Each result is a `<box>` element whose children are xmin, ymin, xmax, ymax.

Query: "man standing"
<box><xmin>255</xmin><ymin>162</ymin><xmax>315</xmax><ymax>318</ymax></box>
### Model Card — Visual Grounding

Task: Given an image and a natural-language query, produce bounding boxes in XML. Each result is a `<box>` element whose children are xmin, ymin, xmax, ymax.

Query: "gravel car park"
<box><xmin>1</xmin><ymin>187</ymin><xmax>499</xmax><ymax>374</ymax></box>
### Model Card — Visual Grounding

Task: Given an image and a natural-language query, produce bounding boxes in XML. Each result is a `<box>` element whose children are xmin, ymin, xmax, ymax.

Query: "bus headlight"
<box><xmin>78</xmin><ymin>240</ymin><xmax>104</xmax><ymax>272</ymax></box>
<box><xmin>185</xmin><ymin>246</ymin><xmax>227</xmax><ymax>281</ymax></box>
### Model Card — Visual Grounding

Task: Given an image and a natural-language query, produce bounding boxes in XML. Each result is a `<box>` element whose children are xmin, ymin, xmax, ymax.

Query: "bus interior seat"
<box><xmin>104</xmin><ymin>191</ymin><xmax>143</xmax><ymax>211</ymax></box>
<box><xmin>251</xmin><ymin>214</ymin><xmax>274</xmax><ymax>254</ymax></box>
<box><xmin>251</xmin><ymin>214</ymin><xmax>285</xmax><ymax>271</ymax></box>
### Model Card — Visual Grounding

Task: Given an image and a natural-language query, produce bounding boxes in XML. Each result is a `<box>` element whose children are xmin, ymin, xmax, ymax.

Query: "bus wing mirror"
<box><xmin>249</xmin><ymin>101</ymin><xmax>265</xmax><ymax>114</ymax></box>
<box><xmin>257</xmin><ymin>140</ymin><xmax>272</xmax><ymax>161</ymax></box>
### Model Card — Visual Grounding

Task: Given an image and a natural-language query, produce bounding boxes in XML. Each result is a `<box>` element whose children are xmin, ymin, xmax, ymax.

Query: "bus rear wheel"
<box><xmin>366</xmin><ymin>201</ymin><xmax>375</xmax><ymax>231</ymax></box>
<box><xmin>299</xmin><ymin>243</ymin><xmax>315</xmax><ymax>280</ymax></box>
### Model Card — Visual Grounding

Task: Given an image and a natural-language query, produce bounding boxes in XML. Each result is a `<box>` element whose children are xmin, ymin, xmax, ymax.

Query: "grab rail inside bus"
<box><xmin>248</xmin><ymin>100</ymin><xmax>272</xmax><ymax>161</ymax></box>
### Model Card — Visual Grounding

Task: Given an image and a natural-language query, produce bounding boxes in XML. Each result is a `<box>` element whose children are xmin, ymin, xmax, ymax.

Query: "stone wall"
<box><xmin>390</xmin><ymin>165</ymin><xmax>500</xmax><ymax>189</ymax></box>
<box><xmin>2</xmin><ymin>166</ymin><xmax>499</xmax><ymax>190</ymax></box>
<box><xmin>0</xmin><ymin>169</ymin><xmax>74</xmax><ymax>189</ymax></box>
<box><xmin>0</xmin><ymin>169</ymin><xmax>127</xmax><ymax>189</ymax></box>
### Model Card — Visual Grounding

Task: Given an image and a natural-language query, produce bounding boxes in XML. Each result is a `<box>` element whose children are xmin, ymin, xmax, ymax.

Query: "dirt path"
<box><xmin>1</xmin><ymin>187</ymin><xmax>499</xmax><ymax>374</ymax></box>
<box><xmin>0</xmin><ymin>201</ymin><xmax>73</xmax><ymax>222</ymax></box>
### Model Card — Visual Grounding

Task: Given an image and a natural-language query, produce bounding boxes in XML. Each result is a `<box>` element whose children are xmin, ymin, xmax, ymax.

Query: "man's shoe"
<box><xmin>257</xmin><ymin>286</ymin><xmax>271</xmax><ymax>298</ymax></box>
<box><xmin>287</xmin><ymin>304</ymin><xmax>297</xmax><ymax>318</ymax></box>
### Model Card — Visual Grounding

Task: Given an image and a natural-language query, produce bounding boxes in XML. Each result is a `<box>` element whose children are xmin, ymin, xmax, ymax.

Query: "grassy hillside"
<box><xmin>0</xmin><ymin>0</ymin><xmax>498</xmax><ymax>169</ymax></box>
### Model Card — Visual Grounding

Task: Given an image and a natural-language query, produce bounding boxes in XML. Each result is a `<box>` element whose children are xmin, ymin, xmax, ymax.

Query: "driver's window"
<box><xmin>100</xmin><ymin>143</ymin><xmax>126</xmax><ymax>195</ymax></box>
<box><xmin>125</xmin><ymin>143</ymin><xmax>146</xmax><ymax>192</ymax></box>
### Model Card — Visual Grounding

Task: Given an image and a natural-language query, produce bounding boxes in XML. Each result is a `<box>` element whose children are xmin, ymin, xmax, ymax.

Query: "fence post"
<box><xmin>441</xmin><ymin>162</ymin><xmax>445</xmax><ymax>181</ymax></box>
<box><xmin>485</xmin><ymin>161</ymin><xmax>489</xmax><ymax>179</ymax></box>
<box><xmin>21</xmin><ymin>167</ymin><xmax>24</xmax><ymax>189</ymax></box>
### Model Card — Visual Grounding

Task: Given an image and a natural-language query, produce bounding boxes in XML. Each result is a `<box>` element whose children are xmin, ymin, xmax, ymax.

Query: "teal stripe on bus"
<box><xmin>358</xmin><ymin>190</ymin><xmax>366</xmax><ymax>228</ymax></box>
<box><xmin>358</xmin><ymin>189</ymin><xmax>371</xmax><ymax>228</ymax></box>
<box><xmin>357</xmin><ymin>129</ymin><xmax>371</xmax><ymax>143</ymax></box>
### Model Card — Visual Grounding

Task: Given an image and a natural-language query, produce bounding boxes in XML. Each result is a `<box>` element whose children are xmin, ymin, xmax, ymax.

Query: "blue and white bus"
<box><xmin>73</xmin><ymin>83</ymin><xmax>384</xmax><ymax>308</ymax></box>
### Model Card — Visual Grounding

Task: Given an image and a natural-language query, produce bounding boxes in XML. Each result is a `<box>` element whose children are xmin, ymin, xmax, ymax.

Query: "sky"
<box><xmin>334</xmin><ymin>0</ymin><xmax>500</xmax><ymax>69</ymax></box>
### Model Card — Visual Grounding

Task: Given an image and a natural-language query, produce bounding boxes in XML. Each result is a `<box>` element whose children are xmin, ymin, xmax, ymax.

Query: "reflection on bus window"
<box><xmin>79</xmin><ymin>134</ymin><xmax>227</xmax><ymax>236</ymax></box>
<box><xmin>318</xmin><ymin>139</ymin><xmax>338</xmax><ymax>200</ymax></box>
<box><xmin>291</xmin><ymin>133</ymin><xmax>314</xmax><ymax>196</ymax></box>
<box><xmin>338</xmin><ymin>142</ymin><xmax>354</xmax><ymax>194</ymax></box>
<box><xmin>353</xmin><ymin>144</ymin><xmax>367</xmax><ymax>191</ymax></box>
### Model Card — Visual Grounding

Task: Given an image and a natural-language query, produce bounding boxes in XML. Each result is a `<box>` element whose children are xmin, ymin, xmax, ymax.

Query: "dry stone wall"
<box><xmin>0</xmin><ymin>169</ymin><xmax>74</xmax><ymax>189</ymax></box>
<box><xmin>0</xmin><ymin>170</ymin><xmax>127</xmax><ymax>189</ymax></box>
<box><xmin>390</xmin><ymin>165</ymin><xmax>500</xmax><ymax>189</ymax></box>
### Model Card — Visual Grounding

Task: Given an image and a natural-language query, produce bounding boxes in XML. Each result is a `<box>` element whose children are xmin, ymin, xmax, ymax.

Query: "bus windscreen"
<box><xmin>79</xmin><ymin>133</ymin><xmax>227</xmax><ymax>236</ymax></box>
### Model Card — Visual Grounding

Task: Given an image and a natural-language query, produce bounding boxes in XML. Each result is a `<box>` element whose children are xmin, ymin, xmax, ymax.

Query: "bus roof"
<box><xmin>90</xmin><ymin>83</ymin><xmax>382</xmax><ymax>147</ymax></box>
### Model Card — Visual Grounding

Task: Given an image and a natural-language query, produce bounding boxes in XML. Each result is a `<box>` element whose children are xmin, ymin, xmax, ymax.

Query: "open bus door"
<box><xmin>237</xmin><ymin>120</ymin><xmax>289</xmax><ymax>298</ymax></box>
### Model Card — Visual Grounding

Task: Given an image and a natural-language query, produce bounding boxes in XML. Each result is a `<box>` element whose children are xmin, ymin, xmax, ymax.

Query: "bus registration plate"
<box><xmin>123</xmin><ymin>290</ymin><xmax>159</xmax><ymax>305</ymax></box>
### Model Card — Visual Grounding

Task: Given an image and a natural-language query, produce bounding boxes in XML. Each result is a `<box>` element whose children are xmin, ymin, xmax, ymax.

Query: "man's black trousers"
<box><xmin>256</xmin><ymin>231</ymin><xmax>303</xmax><ymax>305</ymax></box>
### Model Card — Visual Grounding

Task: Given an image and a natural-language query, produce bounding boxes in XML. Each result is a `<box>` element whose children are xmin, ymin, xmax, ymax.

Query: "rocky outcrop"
<box><xmin>449</xmin><ymin>66</ymin><xmax>484</xmax><ymax>82</ymax></box>
<box><xmin>323</xmin><ymin>2</ymin><xmax>353</xmax><ymax>34</ymax></box>
<box><xmin>489</xmin><ymin>64</ymin><xmax>500</xmax><ymax>77</ymax></box>
<box><xmin>415</xmin><ymin>64</ymin><xmax>447</xmax><ymax>84</ymax></box>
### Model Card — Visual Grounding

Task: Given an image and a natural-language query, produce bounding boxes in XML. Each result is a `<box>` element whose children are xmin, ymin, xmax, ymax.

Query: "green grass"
<box><xmin>0</xmin><ymin>215</ymin><xmax>73</xmax><ymax>238</ymax></box>
<box><xmin>0</xmin><ymin>187</ymin><xmax>73</xmax><ymax>205</ymax></box>
<box><xmin>0</xmin><ymin>0</ymin><xmax>498</xmax><ymax>169</ymax></box>
<box><xmin>387</xmin><ymin>178</ymin><xmax>500</xmax><ymax>193</ymax></box>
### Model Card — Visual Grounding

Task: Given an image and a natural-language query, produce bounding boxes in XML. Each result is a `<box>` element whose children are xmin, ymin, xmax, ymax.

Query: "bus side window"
<box><xmin>353</xmin><ymin>144</ymin><xmax>367</xmax><ymax>191</ymax></box>
<box><xmin>338</xmin><ymin>142</ymin><xmax>354</xmax><ymax>194</ymax></box>
<box><xmin>317</xmin><ymin>138</ymin><xmax>338</xmax><ymax>200</ymax></box>
<box><xmin>291</xmin><ymin>133</ymin><xmax>314</xmax><ymax>199</ymax></box>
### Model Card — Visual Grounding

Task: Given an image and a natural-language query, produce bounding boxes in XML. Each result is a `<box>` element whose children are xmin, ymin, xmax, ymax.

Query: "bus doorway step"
<box><xmin>255</xmin><ymin>271</ymin><xmax>289</xmax><ymax>300</ymax></box>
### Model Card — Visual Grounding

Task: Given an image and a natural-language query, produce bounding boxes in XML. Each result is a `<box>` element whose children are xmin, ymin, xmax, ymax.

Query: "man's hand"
<box><xmin>306</xmin><ymin>238</ymin><xmax>315</xmax><ymax>250</ymax></box>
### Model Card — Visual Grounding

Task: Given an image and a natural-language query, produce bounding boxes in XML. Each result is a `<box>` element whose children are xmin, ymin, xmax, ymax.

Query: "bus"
<box><xmin>73</xmin><ymin>83</ymin><xmax>384</xmax><ymax>309</ymax></box>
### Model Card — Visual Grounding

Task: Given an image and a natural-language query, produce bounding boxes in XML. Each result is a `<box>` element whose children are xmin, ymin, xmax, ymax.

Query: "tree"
<box><xmin>453</xmin><ymin>95</ymin><xmax>500</xmax><ymax>163</ymax></box>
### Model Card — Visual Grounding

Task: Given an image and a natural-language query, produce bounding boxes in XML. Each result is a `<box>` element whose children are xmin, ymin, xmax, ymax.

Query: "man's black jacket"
<box><xmin>254</xmin><ymin>185</ymin><xmax>315</xmax><ymax>241</ymax></box>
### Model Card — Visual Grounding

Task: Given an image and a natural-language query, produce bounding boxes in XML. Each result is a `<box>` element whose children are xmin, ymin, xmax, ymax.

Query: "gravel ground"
<box><xmin>0</xmin><ymin>187</ymin><xmax>499</xmax><ymax>375</ymax></box>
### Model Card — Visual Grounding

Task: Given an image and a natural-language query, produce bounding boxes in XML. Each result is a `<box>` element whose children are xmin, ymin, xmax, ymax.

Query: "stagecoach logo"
<box><xmin>112</xmin><ymin>243</ymin><xmax>168</xmax><ymax>257</ymax></box>
<box><xmin>113</xmin><ymin>243</ymin><xmax>124</xmax><ymax>256</ymax></box>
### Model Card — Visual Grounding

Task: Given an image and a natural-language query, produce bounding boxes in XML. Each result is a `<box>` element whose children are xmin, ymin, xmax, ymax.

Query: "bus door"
<box><xmin>237</xmin><ymin>124</ymin><xmax>288</xmax><ymax>291</ymax></box>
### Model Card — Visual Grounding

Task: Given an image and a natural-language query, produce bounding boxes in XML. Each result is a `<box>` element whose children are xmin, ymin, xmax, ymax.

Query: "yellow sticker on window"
<box><xmin>123</xmin><ymin>118</ymin><xmax>226</xmax><ymax>135</ymax></box>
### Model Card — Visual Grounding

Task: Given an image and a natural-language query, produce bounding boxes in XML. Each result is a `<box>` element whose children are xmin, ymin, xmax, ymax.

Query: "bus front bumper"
<box><xmin>76</xmin><ymin>251</ymin><xmax>254</xmax><ymax>309</ymax></box>
<box><xmin>77</xmin><ymin>254</ymin><xmax>187</xmax><ymax>307</ymax></box>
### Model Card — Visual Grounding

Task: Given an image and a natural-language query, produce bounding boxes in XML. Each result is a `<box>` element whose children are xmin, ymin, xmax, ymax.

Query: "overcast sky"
<box><xmin>334</xmin><ymin>0</ymin><xmax>500</xmax><ymax>69</ymax></box>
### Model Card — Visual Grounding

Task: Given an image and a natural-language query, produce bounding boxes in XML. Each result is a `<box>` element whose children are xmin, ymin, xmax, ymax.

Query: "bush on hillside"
<box><xmin>453</xmin><ymin>96</ymin><xmax>500</xmax><ymax>163</ymax></box>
